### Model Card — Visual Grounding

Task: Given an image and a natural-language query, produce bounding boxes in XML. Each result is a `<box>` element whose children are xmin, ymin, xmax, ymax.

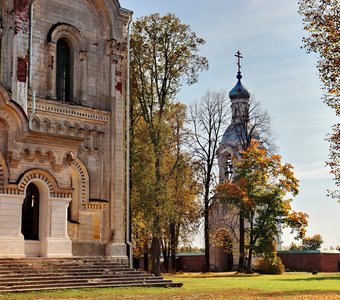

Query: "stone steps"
<box><xmin>0</xmin><ymin>257</ymin><xmax>181</xmax><ymax>292</ymax></box>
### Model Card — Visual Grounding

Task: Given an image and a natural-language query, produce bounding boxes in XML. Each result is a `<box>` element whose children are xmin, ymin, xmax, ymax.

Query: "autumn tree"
<box><xmin>226</xmin><ymin>96</ymin><xmax>276</xmax><ymax>272</ymax></box>
<box><xmin>302</xmin><ymin>234</ymin><xmax>324</xmax><ymax>250</ymax></box>
<box><xmin>215</xmin><ymin>141</ymin><xmax>309</xmax><ymax>273</ymax></box>
<box><xmin>160</xmin><ymin>103</ymin><xmax>201</xmax><ymax>273</ymax></box>
<box><xmin>130</xmin><ymin>13</ymin><xmax>208</xmax><ymax>275</ymax></box>
<box><xmin>298</xmin><ymin>0</ymin><xmax>340</xmax><ymax>197</ymax></box>
<box><xmin>130</xmin><ymin>117</ymin><xmax>156</xmax><ymax>271</ymax></box>
<box><xmin>189</xmin><ymin>90</ymin><xmax>229</xmax><ymax>272</ymax></box>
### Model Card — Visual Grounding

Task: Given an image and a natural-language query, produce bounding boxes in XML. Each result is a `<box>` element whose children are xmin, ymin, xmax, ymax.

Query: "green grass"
<box><xmin>1</xmin><ymin>272</ymin><xmax>340</xmax><ymax>300</ymax></box>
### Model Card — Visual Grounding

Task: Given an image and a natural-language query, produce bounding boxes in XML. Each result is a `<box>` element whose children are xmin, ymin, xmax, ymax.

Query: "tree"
<box><xmin>298</xmin><ymin>0</ymin><xmax>340</xmax><ymax>197</ymax></box>
<box><xmin>130</xmin><ymin>13</ymin><xmax>208</xmax><ymax>276</ymax></box>
<box><xmin>302</xmin><ymin>234</ymin><xmax>324</xmax><ymax>250</ymax></box>
<box><xmin>160</xmin><ymin>103</ymin><xmax>201</xmax><ymax>273</ymax></box>
<box><xmin>222</xmin><ymin>96</ymin><xmax>276</xmax><ymax>272</ymax></box>
<box><xmin>215</xmin><ymin>141</ymin><xmax>309</xmax><ymax>273</ymax></box>
<box><xmin>288</xmin><ymin>242</ymin><xmax>302</xmax><ymax>251</ymax></box>
<box><xmin>210</xmin><ymin>229</ymin><xmax>233</xmax><ymax>255</ymax></box>
<box><xmin>131</xmin><ymin>102</ymin><xmax>201</xmax><ymax>274</ymax></box>
<box><xmin>189</xmin><ymin>90</ymin><xmax>229</xmax><ymax>272</ymax></box>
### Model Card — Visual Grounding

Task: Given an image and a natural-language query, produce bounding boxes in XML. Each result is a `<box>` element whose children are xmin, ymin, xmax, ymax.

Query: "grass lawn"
<box><xmin>0</xmin><ymin>272</ymin><xmax>340</xmax><ymax>300</ymax></box>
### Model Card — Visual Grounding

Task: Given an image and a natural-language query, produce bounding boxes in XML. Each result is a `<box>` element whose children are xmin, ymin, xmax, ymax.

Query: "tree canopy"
<box><xmin>298</xmin><ymin>0</ymin><xmax>340</xmax><ymax>197</ymax></box>
<box><xmin>215</xmin><ymin>141</ymin><xmax>308</xmax><ymax>273</ymax></box>
<box><xmin>130</xmin><ymin>13</ymin><xmax>208</xmax><ymax>275</ymax></box>
<box><xmin>302</xmin><ymin>234</ymin><xmax>324</xmax><ymax>250</ymax></box>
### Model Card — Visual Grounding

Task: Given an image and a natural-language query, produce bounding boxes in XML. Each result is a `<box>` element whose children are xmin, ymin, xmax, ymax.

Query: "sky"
<box><xmin>120</xmin><ymin>0</ymin><xmax>339</xmax><ymax>249</ymax></box>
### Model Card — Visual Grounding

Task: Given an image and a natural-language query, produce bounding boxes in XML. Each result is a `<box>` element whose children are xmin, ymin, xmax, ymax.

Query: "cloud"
<box><xmin>295</xmin><ymin>163</ymin><xmax>332</xmax><ymax>180</ymax></box>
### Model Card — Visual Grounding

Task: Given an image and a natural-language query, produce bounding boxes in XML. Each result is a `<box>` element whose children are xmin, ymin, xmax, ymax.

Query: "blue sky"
<box><xmin>120</xmin><ymin>0</ymin><xmax>339</xmax><ymax>249</ymax></box>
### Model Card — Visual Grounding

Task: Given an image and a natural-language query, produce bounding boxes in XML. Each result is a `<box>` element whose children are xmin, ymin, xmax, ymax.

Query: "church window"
<box><xmin>47</xmin><ymin>23</ymin><xmax>87</xmax><ymax>104</ymax></box>
<box><xmin>56</xmin><ymin>39</ymin><xmax>72</xmax><ymax>102</ymax></box>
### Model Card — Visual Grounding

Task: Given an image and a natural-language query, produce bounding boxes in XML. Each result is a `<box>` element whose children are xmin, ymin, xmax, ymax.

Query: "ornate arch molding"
<box><xmin>71</xmin><ymin>158</ymin><xmax>89</xmax><ymax>204</ymax></box>
<box><xmin>47</xmin><ymin>23</ymin><xmax>87</xmax><ymax>49</ymax></box>
<box><xmin>16</xmin><ymin>169</ymin><xmax>71</xmax><ymax>198</ymax></box>
<box><xmin>0</xmin><ymin>83</ymin><xmax>28</xmax><ymax>134</ymax></box>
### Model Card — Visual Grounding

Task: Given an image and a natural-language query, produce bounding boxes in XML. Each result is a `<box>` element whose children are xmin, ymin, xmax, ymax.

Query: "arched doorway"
<box><xmin>21</xmin><ymin>183</ymin><xmax>40</xmax><ymax>240</ymax></box>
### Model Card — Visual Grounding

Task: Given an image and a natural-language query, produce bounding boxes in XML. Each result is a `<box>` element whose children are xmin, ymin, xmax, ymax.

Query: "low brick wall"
<box><xmin>176</xmin><ymin>253</ymin><xmax>205</xmax><ymax>272</ymax></box>
<box><xmin>278</xmin><ymin>251</ymin><xmax>340</xmax><ymax>272</ymax></box>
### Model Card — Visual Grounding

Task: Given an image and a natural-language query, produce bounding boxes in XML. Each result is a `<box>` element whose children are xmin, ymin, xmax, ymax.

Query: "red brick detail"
<box><xmin>115</xmin><ymin>81</ymin><xmax>122</xmax><ymax>93</ymax></box>
<box><xmin>17</xmin><ymin>57</ymin><xmax>27</xmax><ymax>83</ymax></box>
<box><xmin>177</xmin><ymin>255</ymin><xmax>205</xmax><ymax>272</ymax></box>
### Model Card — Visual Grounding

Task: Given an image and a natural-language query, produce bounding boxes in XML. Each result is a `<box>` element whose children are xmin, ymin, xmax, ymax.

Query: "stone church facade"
<box><xmin>0</xmin><ymin>0</ymin><xmax>131</xmax><ymax>261</ymax></box>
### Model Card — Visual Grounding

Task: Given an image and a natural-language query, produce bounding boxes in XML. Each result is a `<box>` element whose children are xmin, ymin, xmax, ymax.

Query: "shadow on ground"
<box><xmin>259</xmin><ymin>290</ymin><xmax>340</xmax><ymax>299</ymax></box>
<box><xmin>279</xmin><ymin>275</ymin><xmax>340</xmax><ymax>281</ymax></box>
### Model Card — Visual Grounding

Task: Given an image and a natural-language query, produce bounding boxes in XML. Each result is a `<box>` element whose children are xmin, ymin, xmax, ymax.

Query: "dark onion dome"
<box><xmin>229</xmin><ymin>73</ymin><xmax>250</xmax><ymax>100</ymax></box>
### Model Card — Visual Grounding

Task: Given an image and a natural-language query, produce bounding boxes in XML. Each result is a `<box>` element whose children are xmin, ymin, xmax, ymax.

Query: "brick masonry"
<box><xmin>278</xmin><ymin>251</ymin><xmax>340</xmax><ymax>272</ymax></box>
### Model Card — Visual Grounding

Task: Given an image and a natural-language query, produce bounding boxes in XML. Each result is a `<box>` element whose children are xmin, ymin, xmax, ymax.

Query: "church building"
<box><xmin>209</xmin><ymin>52</ymin><xmax>251</xmax><ymax>271</ymax></box>
<box><xmin>209</xmin><ymin>53</ymin><xmax>282</xmax><ymax>271</ymax></box>
<box><xmin>0</xmin><ymin>0</ymin><xmax>131</xmax><ymax>262</ymax></box>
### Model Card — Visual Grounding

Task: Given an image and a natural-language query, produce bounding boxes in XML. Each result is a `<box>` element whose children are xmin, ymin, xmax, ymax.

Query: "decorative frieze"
<box><xmin>28</xmin><ymin>100</ymin><xmax>110</xmax><ymax>123</ymax></box>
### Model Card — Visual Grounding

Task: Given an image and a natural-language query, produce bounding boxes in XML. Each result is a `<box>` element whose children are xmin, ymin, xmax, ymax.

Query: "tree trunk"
<box><xmin>204</xmin><ymin>191</ymin><xmax>210</xmax><ymax>272</ymax></box>
<box><xmin>150</xmin><ymin>142</ymin><xmax>162</xmax><ymax>276</ymax></box>
<box><xmin>162</xmin><ymin>239</ymin><xmax>169</xmax><ymax>273</ymax></box>
<box><xmin>169</xmin><ymin>223</ymin><xmax>177</xmax><ymax>273</ymax></box>
<box><xmin>238</xmin><ymin>213</ymin><xmax>245</xmax><ymax>273</ymax></box>
<box><xmin>143</xmin><ymin>242</ymin><xmax>149</xmax><ymax>271</ymax></box>
<box><xmin>151</xmin><ymin>235</ymin><xmax>161</xmax><ymax>276</ymax></box>
<box><xmin>247</xmin><ymin>246</ymin><xmax>253</xmax><ymax>274</ymax></box>
<box><xmin>246</xmin><ymin>221</ymin><xmax>254</xmax><ymax>273</ymax></box>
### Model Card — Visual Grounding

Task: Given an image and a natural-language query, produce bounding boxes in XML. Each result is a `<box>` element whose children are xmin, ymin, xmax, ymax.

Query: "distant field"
<box><xmin>1</xmin><ymin>272</ymin><xmax>340</xmax><ymax>300</ymax></box>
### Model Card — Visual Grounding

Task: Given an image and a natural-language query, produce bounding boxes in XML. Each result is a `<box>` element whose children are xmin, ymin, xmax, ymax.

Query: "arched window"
<box><xmin>47</xmin><ymin>24</ymin><xmax>87</xmax><ymax>104</ymax></box>
<box><xmin>56</xmin><ymin>39</ymin><xmax>71</xmax><ymax>102</ymax></box>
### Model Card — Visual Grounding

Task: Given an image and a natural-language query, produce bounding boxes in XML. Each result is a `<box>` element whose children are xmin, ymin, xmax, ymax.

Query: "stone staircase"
<box><xmin>0</xmin><ymin>257</ymin><xmax>180</xmax><ymax>292</ymax></box>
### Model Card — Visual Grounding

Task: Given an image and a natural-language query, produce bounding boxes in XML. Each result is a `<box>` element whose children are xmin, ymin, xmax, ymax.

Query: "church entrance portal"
<box><xmin>21</xmin><ymin>183</ymin><xmax>40</xmax><ymax>240</ymax></box>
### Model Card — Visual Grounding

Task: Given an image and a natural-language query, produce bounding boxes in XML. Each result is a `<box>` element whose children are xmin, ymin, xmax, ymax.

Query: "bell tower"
<box><xmin>218</xmin><ymin>51</ymin><xmax>250</xmax><ymax>183</ymax></box>
<box><xmin>209</xmin><ymin>51</ymin><xmax>251</xmax><ymax>271</ymax></box>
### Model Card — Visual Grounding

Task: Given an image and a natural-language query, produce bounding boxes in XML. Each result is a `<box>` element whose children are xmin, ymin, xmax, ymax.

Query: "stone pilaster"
<box><xmin>0</xmin><ymin>194</ymin><xmax>25</xmax><ymax>257</ymax></box>
<box><xmin>46</xmin><ymin>42</ymin><xmax>56</xmax><ymax>99</ymax></box>
<box><xmin>11</xmin><ymin>0</ymin><xmax>31</xmax><ymax>114</ymax></box>
<box><xmin>106</xmin><ymin>38</ymin><xmax>127</xmax><ymax>260</ymax></box>
<box><xmin>79</xmin><ymin>50</ymin><xmax>88</xmax><ymax>103</ymax></box>
<box><xmin>41</xmin><ymin>196</ymin><xmax>72</xmax><ymax>257</ymax></box>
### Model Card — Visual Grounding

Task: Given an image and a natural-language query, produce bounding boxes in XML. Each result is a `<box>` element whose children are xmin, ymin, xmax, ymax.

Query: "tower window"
<box><xmin>56</xmin><ymin>39</ymin><xmax>71</xmax><ymax>102</ymax></box>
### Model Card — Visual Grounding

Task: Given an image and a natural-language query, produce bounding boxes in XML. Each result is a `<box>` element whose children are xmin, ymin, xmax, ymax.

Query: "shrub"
<box><xmin>255</xmin><ymin>256</ymin><xmax>285</xmax><ymax>274</ymax></box>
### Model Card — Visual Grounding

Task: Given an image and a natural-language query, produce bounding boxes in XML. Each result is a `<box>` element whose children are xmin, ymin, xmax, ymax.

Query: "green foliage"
<box><xmin>298</xmin><ymin>0</ymin><xmax>339</xmax><ymax>196</ymax></box>
<box><xmin>130</xmin><ymin>13</ymin><xmax>207</xmax><ymax>275</ymax></box>
<box><xmin>177</xmin><ymin>246</ymin><xmax>204</xmax><ymax>253</ymax></box>
<box><xmin>210</xmin><ymin>229</ymin><xmax>233</xmax><ymax>254</ymax></box>
<box><xmin>302</xmin><ymin>234</ymin><xmax>324</xmax><ymax>250</ymax></box>
<box><xmin>288</xmin><ymin>242</ymin><xmax>302</xmax><ymax>251</ymax></box>
<box><xmin>255</xmin><ymin>256</ymin><xmax>285</xmax><ymax>275</ymax></box>
<box><xmin>215</xmin><ymin>141</ymin><xmax>308</xmax><ymax>272</ymax></box>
